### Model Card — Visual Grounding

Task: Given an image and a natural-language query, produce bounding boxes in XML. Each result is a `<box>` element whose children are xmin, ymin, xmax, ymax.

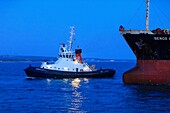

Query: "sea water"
<box><xmin>0</xmin><ymin>61</ymin><xmax>169</xmax><ymax>113</ymax></box>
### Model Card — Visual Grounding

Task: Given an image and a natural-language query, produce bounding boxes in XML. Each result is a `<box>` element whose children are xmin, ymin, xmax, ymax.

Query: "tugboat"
<box><xmin>24</xmin><ymin>26</ymin><xmax>115</xmax><ymax>79</ymax></box>
<box><xmin>119</xmin><ymin>0</ymin><xmax>170</xmax><ymax>84</ymax></box>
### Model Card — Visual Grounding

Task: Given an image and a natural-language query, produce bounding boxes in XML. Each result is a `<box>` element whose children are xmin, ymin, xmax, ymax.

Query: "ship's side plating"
<box><xmin>123</xmin><ymin>33</ymin><xmax>170</xmax><ymax>60</ymax></box>
<box><xmin>24</xmin><ymin>66</ymin><xmax>115</xmax><ymax>79</ymax></box>
<box><xmin>121</xmin><ymin>32</ymin><xmax>170</xmax><ymax>84</ymax></box>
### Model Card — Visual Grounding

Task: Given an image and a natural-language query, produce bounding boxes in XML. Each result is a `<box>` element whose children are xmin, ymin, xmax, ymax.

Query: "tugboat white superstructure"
<box><xmin>24</xmin><ymin>26</ymin><xmax>115</xmax><ymax>79</ymax></box>
<box><xmin>40</xmin><ymin>27</ymin><xmax>92</xmax><ymax>72</ymax></box>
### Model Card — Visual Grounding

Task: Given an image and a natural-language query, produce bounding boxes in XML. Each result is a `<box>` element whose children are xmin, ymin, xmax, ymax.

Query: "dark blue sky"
<box><xmin>0</xmin><ymin>0</ymin><xmax>170</xmax><ymax>59</ymax></box>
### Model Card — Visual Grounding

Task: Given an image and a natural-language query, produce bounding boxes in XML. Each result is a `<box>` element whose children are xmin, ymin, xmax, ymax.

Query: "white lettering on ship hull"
<box><xmin>154</xmin><ymin>37</ymin><xmax>169</xmax><ymax>40</ymax></box>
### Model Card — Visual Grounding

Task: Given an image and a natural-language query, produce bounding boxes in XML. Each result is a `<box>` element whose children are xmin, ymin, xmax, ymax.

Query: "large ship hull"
<box><xmin>123</xmin><ymin>60</ymin><xmax>170</xmax><ymax>84</ymax></box>
<box><xmin>122</xmin><ymin>33</ymin><xmax>170</xmax><ymax>84</ymax></box>
<box><xmin>24</xmin><ymin>66</ymin><xmax>116</xmax><ymax>79</ymax></box>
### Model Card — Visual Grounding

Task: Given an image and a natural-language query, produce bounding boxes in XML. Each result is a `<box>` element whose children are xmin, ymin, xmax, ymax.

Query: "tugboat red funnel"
<box><xmin>119</xmin><ymin>0</ymin><xmax>170</xmax><ymax>84</ymax></box>
<box><xmin>75</xmin><ymin>49</ymin><xmax>83</xmax><ymax>63</ymax></box>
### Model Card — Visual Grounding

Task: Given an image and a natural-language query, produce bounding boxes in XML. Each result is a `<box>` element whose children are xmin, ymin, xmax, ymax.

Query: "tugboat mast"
<box><xmin>146</xmin><ymin>0</ymin><xmax>149</xmax><ymax>30</ymax></box>
<box><xmin>69</xmin><ymin>26</ymin><xmax>75</xmax><ymax>51</ymax></box>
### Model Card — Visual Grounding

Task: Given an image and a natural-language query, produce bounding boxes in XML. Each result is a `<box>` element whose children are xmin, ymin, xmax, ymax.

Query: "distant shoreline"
<box><xmin>0</xmin><ymin>60</ymin><xmax>136</xmax><ymax>63</ymax></box>
<box><xmin>0</xmin><ymin>60</ymin><xmax>43</xmax><ymax>62</ymax></box>
<box><xmin>0</xmin><ymin>55</ymin><xmax>135</xmax><ymax>62</ymax></box>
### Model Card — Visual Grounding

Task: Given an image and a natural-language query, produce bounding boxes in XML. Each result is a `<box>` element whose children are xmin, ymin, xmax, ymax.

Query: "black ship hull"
<box><xmin>123</xmin><ymin>34</ymin><xmax>170</xmax><ymax>60</ymax></box>
<box><xmin>24</xmin><ymin>66</ymin><xmax>116</xmax><ymax>79</ymax></box>
<box><xmin>122</xmin><ymin>33</ymin><xmax>170</xmax><ymax>84</ymax></box>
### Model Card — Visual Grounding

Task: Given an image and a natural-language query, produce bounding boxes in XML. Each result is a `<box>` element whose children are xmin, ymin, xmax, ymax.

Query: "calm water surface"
<box><xmin>0</xmin><ymin>61</ymin><xmax>169</xmax><ymax>113</ymax></box>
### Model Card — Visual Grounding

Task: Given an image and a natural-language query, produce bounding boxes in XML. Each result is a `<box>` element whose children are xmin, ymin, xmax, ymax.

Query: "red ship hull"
<box><xmin>123</xmin><ymin>60</ymin><xmax>170</xmax><ymax>84</ymax></box>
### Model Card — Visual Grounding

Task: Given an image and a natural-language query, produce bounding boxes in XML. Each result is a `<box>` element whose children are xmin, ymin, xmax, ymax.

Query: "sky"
<box><xmin>0</xmin><ymin>0</ymin><xmax>170</xmax><ymax>59</ymax></box>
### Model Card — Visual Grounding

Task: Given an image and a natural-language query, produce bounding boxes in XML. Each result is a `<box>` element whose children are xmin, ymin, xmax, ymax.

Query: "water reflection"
<box><xmin>131</xmin><ymin>85</ymin><xmax>170</xmax><ymax>95</ymax></box>
<box><xmin>123</xmin><ymin>85</ymin><xmax>170</xmax><ymax>113</ymax></box>
<box><xmin>68</xmin><ymin>78</ymin><xmax>89</xmax><ymax>112</ymax></box>
<box><xmin>46</xmin><ymin>78</ymin><xmax>52</xmax><ymax>85</ymax></box>
<box><xmin>83</xmin><ymin>78</ymin><xmax>89</xmax><ymax>84</ymax></box>
<box><xmin>71</xmin><ymin>78</ymin><xmax>81</xmax><ymax>88</ymax></box>
<box><xmin>46</xmin><ymin>78</ymin><xmax>89</xmax><ymax>112</ymax></box>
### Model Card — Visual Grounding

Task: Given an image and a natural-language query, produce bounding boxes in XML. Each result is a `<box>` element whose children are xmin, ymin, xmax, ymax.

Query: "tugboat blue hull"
<box><xmin>24</xmin><ymin>66</ymin><xmax>116</xmax><ymax>79</ymax></box>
